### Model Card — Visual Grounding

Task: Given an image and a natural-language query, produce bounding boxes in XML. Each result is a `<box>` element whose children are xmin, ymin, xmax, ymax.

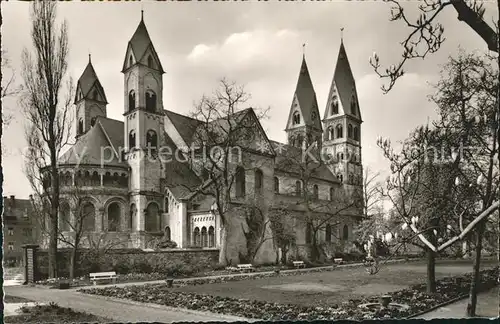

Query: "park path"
<box><xmin>3</xmin><ymin>285</ymin><xmax>253</xmax><ymax>323</ymax></box>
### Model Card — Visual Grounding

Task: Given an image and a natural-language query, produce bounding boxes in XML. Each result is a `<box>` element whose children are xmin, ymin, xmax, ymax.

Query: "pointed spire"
<box><xmin>340</xmin><ymin>27</ymin><xmax>344</xmax><ymax>43</ymax></box>
<box><xmin>76</xmin><ymin>57</ymin><xmax>108</xmax><ymax>104</ymax></box>
<box><xmin>141</xmin><ymin>9</ymin><xmax>144</xmax><ymax>21</ymax></box>
<box><xmin>88</xmin><ymin>53</ymin><xmax>91</xmax><ymax>63</ymax></box>
<box><xmin>302</xmin><ymin>43</ymin><xmax>306</xmax><ymax>59</ymax></box>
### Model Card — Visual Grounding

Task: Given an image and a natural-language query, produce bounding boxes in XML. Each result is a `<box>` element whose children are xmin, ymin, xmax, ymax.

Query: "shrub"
<box><xmin>113</xmin><ymin>261</ymin><xmax>131</xmax><ymax>274</ymax></box>
<box><xmin>157</xmin><ymin>240</ymin><xmax>178</xmax><ymax>249</ymax></box>
<box><xmin>131</xmin><ymin>261</ymin><xmax>153</xmax><ymax>274</ymax></box>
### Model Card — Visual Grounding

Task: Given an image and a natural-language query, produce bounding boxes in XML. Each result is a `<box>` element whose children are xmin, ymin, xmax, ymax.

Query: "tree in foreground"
<box><xmin>21</xmin><ymin>1</ymin><xmax>73</xmax><ymax>278</ymax></box>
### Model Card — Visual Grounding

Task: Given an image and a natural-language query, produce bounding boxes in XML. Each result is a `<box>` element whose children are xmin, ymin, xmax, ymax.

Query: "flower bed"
<box><xmin>80</xmin><ymin>267</ymin><xmax>498</xmax><ymax>320</ymax></box>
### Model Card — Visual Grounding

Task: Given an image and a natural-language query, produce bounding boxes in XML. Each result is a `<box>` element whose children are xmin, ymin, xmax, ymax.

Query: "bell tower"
<box><xmin>322</xmin><ymin>36</ymin><xmax>363</xmax><ymax>196</ymax></box>
<box><xmin>122</xmin><ymin>11</ymin><xmax>165</xmax><ymax>234</ymax></box>
<box><xmin>74</xmin><ymin>55</ymin><xmax>108</xmax><ymax>139</ymax></box>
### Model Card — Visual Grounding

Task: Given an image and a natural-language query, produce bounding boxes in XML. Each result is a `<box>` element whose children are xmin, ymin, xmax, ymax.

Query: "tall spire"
<box><xmin>75</xmin><ymin>57</ymin><xmax>108</xmax><ymax>104</ymax></box>
<box><xmin>340</xmin><ymin>27</ymin><xmax>344</xmax><ymax>43</ymax></box>
<box><xmin>302</xmin><ymin>43</ymin><xmax>306</xmax><ymax>59</ymax></box>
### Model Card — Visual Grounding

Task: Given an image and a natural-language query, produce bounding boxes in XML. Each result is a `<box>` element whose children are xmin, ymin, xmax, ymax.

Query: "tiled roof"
<box><xmin>270</xmin><ymin>140</ymin><xmax>339</xmax><ymax>183</ymax></box>
<box><xmin>97</xmin><ymin>117</ymin><xmax>125</xmax><ymax>153</ymax></box>
<box><xmin>123</xmin><ymin>18</ymin><xmax>164</xmax><ymax>73</ymax></box>
<box><xmin>59</xmin><ymin>119</ymin><xmax>126</xmax><ymax>167</ymax></box>
<box><xmin>164</xmin><ymin>110</ymin><xmax>203</xmax><ymax>146</ymax></box>
<box><xmin>288</xmin><ymin>57</ymin><xmax>322</xmax><ymax>131</ymax></box>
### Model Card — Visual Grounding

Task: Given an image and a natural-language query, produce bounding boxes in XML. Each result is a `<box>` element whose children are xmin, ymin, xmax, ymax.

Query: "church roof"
<box><xmin>287</xmin><ymin>57</ymin><xmax>322</xmax><ymax>131</ymax></box>
<box><xmin>75</xmin><ymin>60</ymin><xmax>108</xmax><ymax>103</ymax></box>
<box><xmin>324</xmin><ymin>41</ymin><xmax>361</xmax><ymax>120</ymax></box>
<box><xmin>59</xmin><ymin>117</ymin><xmax>125</xmax><ymax>168</ymax></box>
<box><xmin>164</xmin><ymin>110</ymin><xmax>203</xmax><ymax>146</ymax></box>
<box><xmin>270</xmin><ymin>140</ymin><xmax>339</xmax><ymax>184</ymax></box>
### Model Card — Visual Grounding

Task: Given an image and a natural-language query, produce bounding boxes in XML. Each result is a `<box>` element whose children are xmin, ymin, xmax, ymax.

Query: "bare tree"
<box><xmin>21</xmin><ymin>1</ymin><xmax>73</xmax><ymax>279</ymax></box>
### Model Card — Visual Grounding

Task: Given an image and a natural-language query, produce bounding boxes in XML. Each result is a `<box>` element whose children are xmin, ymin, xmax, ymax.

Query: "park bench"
<box><xmin>90</xmin><ymin>271</ymin><xmax>117</xmax><ymax>285</ymax></box>
<box><xmin>293</xmin><ymin>261</ymin><xmax>306</xmax><ymax>269</ymax></box>
<box><xmin>237</xmin><ymin>264</ymin><xmax>254</xmax><ymax>273</ymax></box>
<box><xmin>334</xmin><ymin>258</ymin><xmax>344</xmax><ymax>264</ymax></box>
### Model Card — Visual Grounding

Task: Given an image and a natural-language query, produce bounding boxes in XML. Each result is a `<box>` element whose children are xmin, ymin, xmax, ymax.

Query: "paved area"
<box><xmin>4</xmin><ymin>285</ymin><xmax>253</xmax><ymax>322</ymax></box>
<box><xmin>415</xmin><ymin>288</ymin><xmax>498</xmax><ymax>319</ymax></box>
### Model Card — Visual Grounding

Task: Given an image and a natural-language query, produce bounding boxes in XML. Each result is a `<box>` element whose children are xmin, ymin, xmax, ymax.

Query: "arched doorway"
<box><xmin>107</xmin><ymin>202</ymin><xmax>121</xmax><ymax>232</ymax></box>
<box><xmin>145</xmin><ymin>203</ymin><xmax>160</xmax><ymax>232</ymax></box>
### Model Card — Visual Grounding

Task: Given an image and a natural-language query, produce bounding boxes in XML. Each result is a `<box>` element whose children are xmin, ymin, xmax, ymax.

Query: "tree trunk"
<box><xmin>69</xmin><ymin>247</ymin><xmax>77</xmax><ymax>280</ymax></box>
<box><xmin>466</xmin><ymin>221</ymin><xmax>485</xmax><ymax>317</ymax></box>
<box><xmin>48</xmin><ymin>215</ymin><xmax>58</xmax><ymax>278</ymax></box>
<box><xmin>218</xmin><ymin>225</ymin><xmax>228</xmax><ymax>265</ymax></box>
<box><xmin>426</xmin><ymin>247</ymin><xmax>436</xmax><ymax>293</ymax></box>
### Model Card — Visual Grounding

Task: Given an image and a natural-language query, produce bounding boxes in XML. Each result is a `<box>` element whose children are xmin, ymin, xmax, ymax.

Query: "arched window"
<box><xmin>305</xmin><ymin>222</ymin><xmax>312</xmax><ymax>244</ymax></box>
<box><xmin>336</xmin><ymin>124</ymin><xmax>343</xmax><ymax>138</ymax></box>
<box><xmin>313</xmin><ymin>184</ymin><xmax>319</xmax><ymax>200</ymax></box>
<box><xmin>145</xmin><ymin>90</ymin><xmax>157</xmax><ymax>112</ymax></box>
<box><xmin>90</xmin><ymin>117</ymin><xmax>97</xmax><ymax>127</ymax></box>
<box><xmin>296</xmin><ymin>135</ymin><xmax>303</xmax><ymax>148</ymax></box>
<box><xmin>107</xmin><ymin>202</ymin><xmax>121</xmax><ymax>232</ymax></box>
<box><xmin>326</xmin><ymin>224</ymin><xmax>332</xmax><ymax>242</ymax></box>
<box><xmin>274</xmin><ymin>177</ymin><xmax>279</xmax><ymax>194</ymax></box>
<box><xmin>343</xmin><ymin>224</ymin><xmax>349</xmax><ymax>240</ymax></box>
<box><xmin>164</xmin><ymin>196</ymin><xmax>169</xmax><ymax>213</ymax></box>
<box><xmin>338</xmin><ymin>174</ymin><xmax>344</xmax><ymax>183</ymax></box>
<box><xmin>329</xmin><ymin>187</ymin><xmax>334</xmax><ymax>201</ymax></box>
<box><xmin>328</xmin><ymin>127</ymin><xmax>334</xmax><ymax>140</ymax></box>
<box><xmin>201</xmin><ymin>227</ymin><xmax>208</xmax><ymax>247</ymax></box>
<box><xmin>331</xmin><ymin>95</ymin><xmax>338</xmax><ymax>115</ymax></box>
<box><xmin>78</xmin><ymin>118</ymin><xmax>84</xmax><ymax>135</ymax></box>
<box><xmin>129</xmin><ymin>56</ymin><xmax>133</xmax><ymax>68</ymax></box>
<box><xmin>81</xmin><ymin>202</ymin><xmax>95</xmax><ymax>232</ymax></box>
<box><xmin>91</xmin><ymin>171</ymin><xmax>99</xmax><ymax>186</ymax></box>
<box><xmin>351</xmin><ymin>97</ymin><xmax>357</xmax><ymax>115</ymax></box>
<box><xmin>59</xmin><ymin>202</ymin><xmax>71</xmax><ymax>232</ymax></box>
<box><xmin>92</xmin><ymin>90</ymin><xmax>98</xmax><ymax>100</ymax></box>
<box><xmin>145</xmin><ymin>203</ymin><xmax>160</xmax><ymax>232</ymax></box>
<box><xmin>164</xmin><ymin>226</ymin><xmax>171</xmax><ymax>241</ymax></box>
<box><xmin>128</xmin><ymin>90</ymin><xmax>136</xmax><ymax>111</ymax></box>
<box><xmin>293</xmin><ymin>112</ymin><xmax>300</xmax><ymax>125</ymax></box>
<box><xmin>353</xmin><ymin>127</ymin><xmax>359</xmax><ymax>141</ymax></box>
<box><xmin>349</xmin><ymin>174</ymin><xmax>354</xmax><ymax>184</ymax></box>
<box><xmin>208</xmin><ymin>226</ymin><xmax>215</xmax><ymax>247</ymax></box>
<box><xmin>146</xmin><ymin>130</ymin><xmax>158</xmax><ymax>149</ymax></box>
<box><xmin>254</xmin><ymin>169</ymin><xmax>263</xmax><ymax>194</ymax></box>
<box><xmin>235</xmin><ymin>166</ymin><xmax>246</xmax><ymax>198</ymax></box>
<box><xmin>193</xmin><ymin>227</ymin><xmax>201</xmax><ymax>246</ymax></box>
<box><xmin>129</xmin><ymin>204</ymin><xmax>136</xmax><ymax>231</ymax></box>
<box><xmin>129</xmin><ymin>130</ymin><xmax>136</xmax><ymax>150</ymax></box>
<box><xmin>147</xmin><ymin>55</ymin><xmax>153</xmax><ymax>68</ymax></box>
<box><xmin>295</xmin><ymin>180</ymin><xmax>302</xmax><ymax>196</ymax></box>
<box><xmin>348</xmin><ymin>124</ymin><xmax>353</xmax><ymax>138</ymax></box>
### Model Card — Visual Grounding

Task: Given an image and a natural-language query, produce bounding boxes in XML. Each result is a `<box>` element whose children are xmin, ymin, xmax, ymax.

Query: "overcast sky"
<box><xmin>2</xmin><ymin>1</ymin><xmax>497</xmax><ymax>199</ymax></box>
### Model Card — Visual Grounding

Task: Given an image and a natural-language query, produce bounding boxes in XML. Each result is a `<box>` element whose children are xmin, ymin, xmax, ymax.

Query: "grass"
<box><xmin>3</xmin><ymin>302</ymin><xmax>109</xmax><ymax>324</ymax></box>
<box><xmin>3</xmin><ymin>295</ymin><xmax>34</xmax><ymax>303</ymax></box>
<box><xmin>170</xmin><ymin>259</ymin><xmax>498</xmax><ymax>307</ymax></box>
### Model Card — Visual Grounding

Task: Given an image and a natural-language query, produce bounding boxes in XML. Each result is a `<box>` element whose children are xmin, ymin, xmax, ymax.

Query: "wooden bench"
<box><xmin>334</xmin><ymin>258</ymin><xmax>344</xmax><ymax>264</ymax></box>
<box><xmin>237</xmin><ymin>264</ymin><xmax>254</xmax><ymax>273</ymax></box>
<box><xmin>90</xmin><ymin>271</ymin><xmax>117</xmax><ymax>285</ymax></box>
<box><xmin>293</xmin><ymin>261</ymin><xmax>306</xmax><ymax>268</ymax></box>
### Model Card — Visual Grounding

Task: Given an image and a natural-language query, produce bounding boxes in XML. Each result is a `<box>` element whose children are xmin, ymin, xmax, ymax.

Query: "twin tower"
<box><xmin>74</xmin><ymin>14</ymin><xmax>363</xmax><ymax>191</ymax></box>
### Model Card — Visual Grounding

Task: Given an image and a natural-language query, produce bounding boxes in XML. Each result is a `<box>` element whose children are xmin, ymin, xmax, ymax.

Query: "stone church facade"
<box><xmin>53</xmin><ymin>15</ymin><xmax>364</xmax><ymax>264</ymax></box>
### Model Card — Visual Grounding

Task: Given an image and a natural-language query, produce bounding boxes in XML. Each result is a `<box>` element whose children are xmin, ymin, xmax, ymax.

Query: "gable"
<box><xmin>237</xmin><ymin>109</ymin><xmax>275</xmax><ymax>156</ymax></box>
<box><xmin>285</xmin><ymin>95</ymin><xmax>302</xmax><ymax>130</ymax></box>
<box><xmin>87</xmin><ymin>82</ymin><xmax>107</xmax><ymax>103</ymax></box>
<box><xmin>140</xmin><ymin>44</ymin><xmax>164</xmax><ymax>73</ymax></box>
<box><xmin>121</xmin><ymin>44</ymin><xmax>137</xmax><ymax>72</ymax></box>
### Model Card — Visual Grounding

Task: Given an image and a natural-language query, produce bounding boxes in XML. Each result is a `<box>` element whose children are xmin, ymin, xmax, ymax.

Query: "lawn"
<box><xmin>170</xmin><ymin>259</ymin><xmax>498</xmax><ymax>307</ymax></box>
<box><xmin>3</xmin><ymin>303</ymin><xmax>109</xmax><ymax>324</ymax></box>
<box><xmin>3</xmin><ymin>295</ymin><xmax>34</xmax><ymax>303</ymax></box>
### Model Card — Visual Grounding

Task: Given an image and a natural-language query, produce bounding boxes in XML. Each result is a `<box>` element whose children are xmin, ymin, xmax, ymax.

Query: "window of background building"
<box><xmin>8</xmin><ymin>242</ymin><xmax>14</xmax><ymax>250</ymax></box>
<box><xmin>8</xmin><ymin>228</ymin><xmax>14</xmax><ymax>236</ymax></box>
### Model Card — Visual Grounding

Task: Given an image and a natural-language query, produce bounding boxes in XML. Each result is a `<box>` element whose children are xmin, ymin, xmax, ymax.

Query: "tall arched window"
<box><xmin>326</xmin><ymin>224</ymin><xmax>332</xmax><ymax>242</ymax></box>
<box><xmin>313</xmin><ymin>184</ymin><xmax>319</xmax><ymax>200</ymax></box>
<box><xmin>353</xmin><ymin>127</ymin><xmax>359</xmax><ymax>141</ymax></box>
<box><xmin>235</xmin><ymin>166</ymin><xmax>246</xmax><ymax>198</ymax></box>
<box><xmin>92</xmin><ymin>90</ymin><xmax>98</xmax><ymax>100</ymax></box>
<box><xmin>146</xmin><ymin>130</ymin><xmax>158</xmax><ymax>149</ymax></box>
<box><xmin>201</xmin><ymin>227</ymin><xmax>208</xmax><ymax>247</ymax></box>
<box><xmin>59</xmin><ymin>202</ymin><xmax>70</xmax><ymax>232</ymax></box>
<box><xmin>145</xmin><ymin>90</ymin><xmax>157</xmax><ymax>112</ymax></box>
<box><xmin>193</xmin><ymin>227</ymin><xmax>201</xmax><ymax>246</ymax></box>
<box><xmin>129</xmin><ymin>204</ymin><xmax>136</xmax><ymax>231</ymax></box>
<box><xmin>208</xmin><ymin>226</ymin><xmax>215</xmax><ymax>247</ymax></box>
<box><xmin>296</xmin><ymin>135</ymin><xmax>303</xmax><ymax>148</ymax></box>
<box><xmin>164</xmin><ymin>226</ymin><xmax>171</xmax><ymax>241</ymax></box>
<box><xmin>90</xmin><ymin>117</ymin><xmax>97</xmax><ymax>127</ymax></box>
<box><xmin>128</xmin><ymin>90</ymin><xmax>136</xmax><ymax>111</ymax></box>
<box><xmin>78</xmin><ymin>118</ymin><xmax>84</xmax><ymax>135</ymax></box>
<box><xmin>145</xmin><ymin>203</ymin><xmax>160</xmax><ymax>232</ymax></box>
<box><xmin>295</xmin><ymin>180</ymin><xmax>302</xmax><ymax>196</ymax></box>
<box><xmin>348</xmin><ymin>124</ymin><xmax>353</xmax><ymax>138</ymax></box>
<box><xmin>343</xmin><ymin>224</ymin><xmax>349</xmax><ymax>240</ymax></box>
<box><xmin>147</xmin><ymin>55</ymin><xmax>153</xmax><ymax>68</ymax></box>
<box><xmin>107</xmin><ymin>202</ymin><xmax>121</xmax><ymax>232</ymax></box>
<box><xmin>336</xmin><ymin>124</ymin><xmax>343</xmax><ymax>138</ymax></box>
<box><xmin>329</xmin><ymin>187</ymin><xmax>334</xmax><ymax>201</ymax></box>
<box><xmin>164</xmin><ymin>196</ymin><xmax>169</xmax><ymax>213</ymax></box>
<box><xmin>274</xmin><ymin>177</ymin><xmax>279</xmax><ymax>194</ymax></box>
<box><xmin>331</xmin><ymin>96</ymin><xmax>339</xmax><ymax>115</ymax></box>
<box><xmin>129</xmin><ymin>56</ymin><xmax>133</xmax><ymax>68</ymax></box>
<box><xmin>129</xmin><ymin>130</ymin><xmax>136</xmax><ymax>150</ymax></box>
<box><xmin>293</xmin><ymin>112</ymin><xmax>300</xmax><ymax>125</ymax></box>
<box><xmin>81</xmin><ymin>202</ymin><xmax>95</xmax><ymax>232</ymax></box>
<box><xmin>254</xmin><ymin>169</ymin><xmax>263</xmax><ymax>194</ymax></box>
<box><xmin>338</xmin><ymin>174</ymin><xmax>344</xmax><ymax>183</ymax></box>
<box><xmin>328</xmin><ymin>127</ymin><xmax>334</xmax><ymax>140</ymax></box>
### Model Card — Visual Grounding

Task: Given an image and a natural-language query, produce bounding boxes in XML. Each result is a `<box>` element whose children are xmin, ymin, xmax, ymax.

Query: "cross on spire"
<box><xmin>302</xmin><ymin>43</ymin><xmax>306</xmax><ymax>58</ymax></box>
<box><xmin>141</xmin><ymin>9</ymin><xmax>144</xmax><ymax>21</ymax></box>
<box><xmin>340</xmin><ymin>27</ymin><xmax>344</xmax><ymax>43</ymax></box>
<box><xmin>88</xmin><ymin>53</ymin><xmax>91</xmax><ymax>63</ymax></box>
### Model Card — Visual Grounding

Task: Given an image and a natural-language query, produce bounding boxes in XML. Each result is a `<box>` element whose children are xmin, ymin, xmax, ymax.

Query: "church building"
<box><xmin>53</xmin><ymin>14</ymin><xmax>364</xmax><ymax>264</ymax></box>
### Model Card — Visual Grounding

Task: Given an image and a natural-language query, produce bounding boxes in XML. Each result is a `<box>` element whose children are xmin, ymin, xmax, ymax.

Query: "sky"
<box><xmin>1</xmin><ymin>1</ymin><xmax>497</xmax><ymax>199</ymax></box>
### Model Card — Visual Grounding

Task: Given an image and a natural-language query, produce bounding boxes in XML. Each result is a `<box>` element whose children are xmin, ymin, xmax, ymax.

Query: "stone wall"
<box><xmin>35</xmin><ymin>248</ymin><xmax>219</xmax><ymax>279</ymax></box>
